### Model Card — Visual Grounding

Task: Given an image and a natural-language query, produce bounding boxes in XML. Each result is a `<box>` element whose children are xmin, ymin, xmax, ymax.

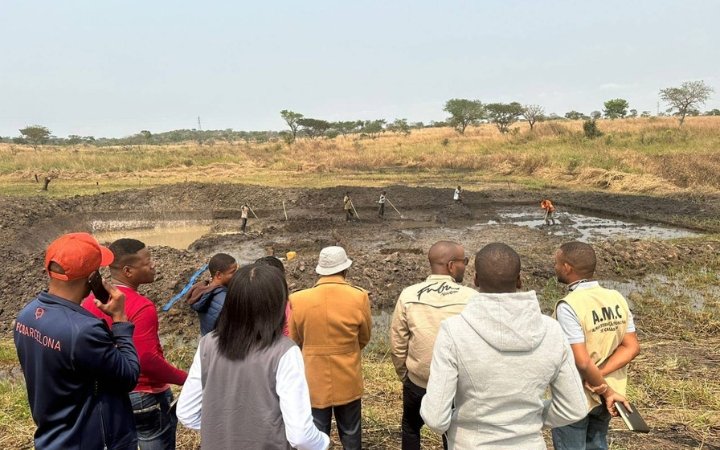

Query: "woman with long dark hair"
<box><xmin>177</xmin><ymin>264</ymin><xmax>329</xmax><ymax>449</ymax></box>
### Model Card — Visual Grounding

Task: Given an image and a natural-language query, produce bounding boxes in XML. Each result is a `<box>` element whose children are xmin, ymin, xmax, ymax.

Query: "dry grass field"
<box><xmin>1</xmin><ymin>116</ymin><xmax>719</xmax><ymax>197</ymax></box>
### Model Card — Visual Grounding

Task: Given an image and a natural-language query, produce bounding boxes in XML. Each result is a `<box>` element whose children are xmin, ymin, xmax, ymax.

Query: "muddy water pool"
<box><xmin>474</xmin><ymin>206</ymin><xmax>699</xmax><ymax>241</ymax></box>
<box><xmin>93</xmin><ymin>221</ymin><xmax>213</xmax><ymax>250</ymax></box>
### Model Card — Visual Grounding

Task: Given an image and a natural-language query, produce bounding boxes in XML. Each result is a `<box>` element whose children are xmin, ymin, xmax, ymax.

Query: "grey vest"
<box><xmin>199</xmin><ymin>333</ymin><xmax>295</xmax><ymax>449</ymax></box>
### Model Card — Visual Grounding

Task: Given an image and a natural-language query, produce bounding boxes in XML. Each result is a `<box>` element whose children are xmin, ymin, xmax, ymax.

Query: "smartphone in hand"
<box><xmin>88</xmin><ymin>271</ymin><xmax>110</xmax><ymax>304</ymax></box>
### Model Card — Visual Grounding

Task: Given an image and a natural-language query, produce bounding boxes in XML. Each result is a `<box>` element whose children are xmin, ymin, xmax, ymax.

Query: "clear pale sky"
<box><xmin>1</xmin><ymin>0</ymin><xmax>718</xmax><ymax>138</ymax></box>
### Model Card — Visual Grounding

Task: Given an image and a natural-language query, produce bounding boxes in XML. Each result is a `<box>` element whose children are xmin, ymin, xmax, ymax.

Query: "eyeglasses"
<box><xmin>448</xmin><ymin>257</ymin><xmax>469</xmax><ymax>265</ymax></box>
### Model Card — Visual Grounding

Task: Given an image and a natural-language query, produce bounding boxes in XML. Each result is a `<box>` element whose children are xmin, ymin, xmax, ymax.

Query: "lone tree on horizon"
<box><xmin>444</xmin><ymin>99</ymin><xmax>485</xmax><ymax>134</ymax></box>
<box><xmin>280</xmin><ymin>110</ymin><xmax>304</xmax><ymax>143</ymax></box>
<box><xmin>486</xmin><ymin>102</ymin><xmax>524</xmax><ymax>133</ymax></box>
<box><xmin>660</xmin><ymin>80</ymin><xmax>714</xmax><ymax>126</ymax></box>
<box><xmin>19</xmin><ymin>125</ymin><xmax>51</xmax><ymax>150</ymax></box>
<box><xmin>522</xmin><ymin>104</ymin><xmax>544</xmax><ymax>130</ymax></box>
<box><xmin>603</xmin><ymin>98</ymin><xmax>629</xmax><ymax>119</ymax></box>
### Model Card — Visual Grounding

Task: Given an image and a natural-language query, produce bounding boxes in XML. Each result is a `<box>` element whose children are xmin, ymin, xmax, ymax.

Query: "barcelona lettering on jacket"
<box><xmin>15</xmin><ymin>320</ymin><xmax>62</xmax><ymax>351</ymax></box>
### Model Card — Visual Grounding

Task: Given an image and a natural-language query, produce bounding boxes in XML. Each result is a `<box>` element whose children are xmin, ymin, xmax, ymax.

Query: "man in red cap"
<box><xmin>83</xmin><ymin>238</ymin><xmax>187</xmax><ymax>450</ymax></box>
<box><xmin>14</xmin><ymin>232</ymin><xmax>140</xmax><ymax>450</ymax></box>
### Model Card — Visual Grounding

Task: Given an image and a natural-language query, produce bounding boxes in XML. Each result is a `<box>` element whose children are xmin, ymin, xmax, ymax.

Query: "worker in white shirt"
<box><xmin>378</xmin><ymin>191</ymin><xmax>387</xmax><ymax>218</ymax></box>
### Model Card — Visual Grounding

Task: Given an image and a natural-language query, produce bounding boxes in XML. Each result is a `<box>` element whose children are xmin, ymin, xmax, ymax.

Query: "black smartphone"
<box><xmin>88</xmin><ymin>271</ymin><xmax>110</xmax><ymax>304</ymax></box>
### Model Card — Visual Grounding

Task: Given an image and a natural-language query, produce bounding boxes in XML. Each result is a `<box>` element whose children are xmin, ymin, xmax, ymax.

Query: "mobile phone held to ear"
<box><xmin>89</xmin><ymin>271</ymin><xmax>110</xmax><ymax>304</ymax></box>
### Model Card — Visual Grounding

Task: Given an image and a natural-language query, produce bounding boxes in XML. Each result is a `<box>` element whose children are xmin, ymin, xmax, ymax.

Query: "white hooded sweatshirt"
<box><xmin>420</xmin><ymin>291</ymin><xmax>586</xmax><ymax>449</ymax></box>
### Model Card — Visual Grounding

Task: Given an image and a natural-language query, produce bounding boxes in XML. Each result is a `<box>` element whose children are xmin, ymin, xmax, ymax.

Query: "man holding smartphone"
<box><xmin>14</xmin><ymin>232</ymin><xmax>140</xmax><ymax>450</ymax></box>
<box><xmin>84</xmin><ymin>238</ymin><xmax>187</xmax><ymax>450</ymax></box>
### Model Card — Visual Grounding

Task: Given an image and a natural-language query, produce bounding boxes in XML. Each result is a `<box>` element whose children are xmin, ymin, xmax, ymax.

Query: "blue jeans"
<box><xmin>129</xmin><ymin>389</ymin><xmax>177</xmax><ymax>450</ymax></box>
<box><xmin>552</xmin><ymin>404</ymin><xmax>612</xmax><ymax>450</ymax></box>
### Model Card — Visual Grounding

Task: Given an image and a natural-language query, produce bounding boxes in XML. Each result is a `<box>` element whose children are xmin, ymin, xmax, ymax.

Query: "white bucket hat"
<box><xmin>316</xmin><ymin>246</ymin><xmax>353</xmax><ymax>276</ymax></box>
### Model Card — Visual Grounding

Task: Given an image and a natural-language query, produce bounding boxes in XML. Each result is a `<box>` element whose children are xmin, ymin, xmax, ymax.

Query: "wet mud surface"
<box><xmin>1</xmin><ymin>183</ymin><xmax>719</xmax><ymax>335</ymax></box>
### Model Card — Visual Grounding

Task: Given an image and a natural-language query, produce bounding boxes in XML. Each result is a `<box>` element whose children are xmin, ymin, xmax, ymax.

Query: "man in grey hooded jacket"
<box><xmin>420</xmin><ymin>243</ymin><xmax>587</xmax><ymax>449</ymax></box>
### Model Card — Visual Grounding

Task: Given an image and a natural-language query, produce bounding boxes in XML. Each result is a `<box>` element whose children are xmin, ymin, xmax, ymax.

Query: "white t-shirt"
<box><xmin>379</xmin><ymin>195</ymin><xmax>386</xmax><ymax>204</ymax></box>
<box><xmin>453</xmin><ymin>189</ymin><xmax>460</xmax><ymax>200</ymax></box>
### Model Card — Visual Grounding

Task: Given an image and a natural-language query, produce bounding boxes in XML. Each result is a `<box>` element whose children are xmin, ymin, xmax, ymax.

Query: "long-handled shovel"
<box><xmin>248</xmin><ymin>205</ymin><xmax>259</xmax><ymax>219</ymax></box>
<box><xmin>386</xmin><ymin>198</ymin><xmax>405</xmax><ymax>219</ymax></box>
<box><xmin>350</xmin><ymin>200</ymin><xmax>360</xmax><ymax>220</ymax></box>
<box><xmin>282</xmin><ymin>200</ymin><xmax>289</xmax><ymax>221</ymax></box>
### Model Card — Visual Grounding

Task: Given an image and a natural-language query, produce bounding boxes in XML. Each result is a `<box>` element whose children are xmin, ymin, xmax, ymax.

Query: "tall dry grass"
<box><xmin>1</xmin><ymin>116</ymin><xmax>719</xmax><ymax>195</ymax></box>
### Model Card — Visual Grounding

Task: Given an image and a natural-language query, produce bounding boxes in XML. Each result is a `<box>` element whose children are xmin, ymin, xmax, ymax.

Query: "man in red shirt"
<box><xmin>541</xmin><ymin>199</ymin><xmax>557</xmax><ymax>226</ymax></box>
<box><xmin>84</xmin><ymin>238</ymin><xmax>187</xmax><ymax>450</ymax></box>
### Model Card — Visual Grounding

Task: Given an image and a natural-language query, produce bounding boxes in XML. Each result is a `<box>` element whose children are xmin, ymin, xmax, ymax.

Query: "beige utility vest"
<box><xmin>554</xmin><ymin>285</ymin><xmax>630</xmax><ymax>410</ymax></box>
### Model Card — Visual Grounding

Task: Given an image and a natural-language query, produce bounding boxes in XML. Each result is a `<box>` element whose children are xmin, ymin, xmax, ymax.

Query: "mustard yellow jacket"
<box><xmin>289</xmin><ymin>275</ymin><xmax>372</xmax><ymax>408</ymax></box>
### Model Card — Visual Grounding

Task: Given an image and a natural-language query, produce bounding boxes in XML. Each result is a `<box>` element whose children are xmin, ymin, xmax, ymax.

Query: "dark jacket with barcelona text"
<box><xmin>14</xmin><ymin>291</ymin><xmax>140</xmax><ymax>450</ymax></box>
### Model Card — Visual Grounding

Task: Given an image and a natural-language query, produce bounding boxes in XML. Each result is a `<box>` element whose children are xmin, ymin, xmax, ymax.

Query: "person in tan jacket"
<box><xmin>289</xmin><ymin>246</ymin><xmax>372</xmax><ymax>450</ymax></box>
<box><xmin>390</xmin><ymin>240</ymin><xmax>476</xmax><ymax>450</ymax></box>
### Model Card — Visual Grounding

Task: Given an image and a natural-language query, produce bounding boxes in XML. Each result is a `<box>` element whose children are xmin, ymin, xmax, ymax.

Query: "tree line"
<box><xmin>2</xmin><ymin>80</ymin><xmax>715</xmax><ymax>147</ymax></box>
<box><xmin>278</xmin><ymin>80</ymin><xmax>714</xmax><ymax>141</ymax></box>
<box><xmin>441</xmin><ymin>80</ymin><xmax>715</xmax><ymax>135</ymax></box>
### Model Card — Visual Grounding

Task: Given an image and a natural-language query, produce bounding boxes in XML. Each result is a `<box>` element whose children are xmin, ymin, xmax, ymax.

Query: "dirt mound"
<box><xmin>594</xmin><ymin>239</ymin><xmax>720</xmax><ymax>277</ymax></box>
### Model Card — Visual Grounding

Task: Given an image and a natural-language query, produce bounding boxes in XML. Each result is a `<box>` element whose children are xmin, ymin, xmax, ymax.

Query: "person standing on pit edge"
<box><xmin>14</xmin><ymin>232</ymin><xmax>140</xmax><ymax>450</ymax></box>
<box><xmin>453</xmin><ymin>186</ymin><xmax>462</xmax><ymax>203</ymax></box>
<box><xmin>552</xmin><ymin>241</ymin><xmax>640</xmax><ymax>450</ymax></box>
<box><xmin>83</xmin><ymin>238</ymin><xmax>188</xmax><ymax>450</ymax></box>
<box><xmin>289</xmin><ymin>246</ymin><xmax>372</xmax><ymax>450</ymax></box>
<box><xmin>378</xmin><ymin>191</ymin><xmax>387</xmax><ymax>218</ymax></box>
<box><xmin>541</xmin><ymin>198</ymin><xmax>557</xmax><ymax>226</ymax></box>
<box><xmin>241</xmin><ymin>203</ymin><xmax>250</xmax><ymax>232</ymax></box>
<box><xmin>390</xmin><ymin>240</ymin><xmax>476</xmax><ymax>450</ymax></box>
<box><xmin>343</xmin><ymin>192</ymin><xmax>354</xmax><ymax>221</ymax></box>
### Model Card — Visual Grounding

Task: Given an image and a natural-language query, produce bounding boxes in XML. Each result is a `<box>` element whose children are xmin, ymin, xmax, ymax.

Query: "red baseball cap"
<box><xmin>45</xmin><ymin>232</ymin><xmax>114</xmax><ymax>281</ymax></box>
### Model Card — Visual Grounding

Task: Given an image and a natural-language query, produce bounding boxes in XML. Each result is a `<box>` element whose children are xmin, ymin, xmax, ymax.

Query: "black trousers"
<box><xmin>312</xmin><ymin>399</ymin><xmax>361</xmax><ymax>450</ymax></box>
<box><xmin>378</xmin><ymin>203</ymin><xmax>385</xmax><ymax>216</ymax></box>
<box><xmin>240</xmin><ymin>217</ymin><xmax>247</xmax><ymax>232</ymax></box>
<box><xmin>402</xmin><ymin>379</ymin><xmax>448</xmax><ymax>450</ymax></box>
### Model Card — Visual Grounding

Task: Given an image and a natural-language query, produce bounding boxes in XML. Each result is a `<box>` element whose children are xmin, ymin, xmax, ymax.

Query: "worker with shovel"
<box><xmin>240</xmin><ymin>203</ymin><xmax>250</xmax><ymax>232</ymax></box>
<box><xmin>541</xmin><ymin>199</ymin><xmax>556</xmax><ymax>226</ymax></box>
<box><xmin>344</xmin><ymin>192</ymin><xmax>356</xmax><ymax>221</ymax></box>
<box><xmin>380</xmin><ymin>192</ymin><xmax>407</xmax><ymax>220</ymax></box>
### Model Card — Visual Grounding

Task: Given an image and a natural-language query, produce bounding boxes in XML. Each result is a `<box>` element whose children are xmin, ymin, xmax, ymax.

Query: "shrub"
<box><xmin>583</xmin><ymin>119</ymin><xmax>603</xmax><ymax>139</ymax></box>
